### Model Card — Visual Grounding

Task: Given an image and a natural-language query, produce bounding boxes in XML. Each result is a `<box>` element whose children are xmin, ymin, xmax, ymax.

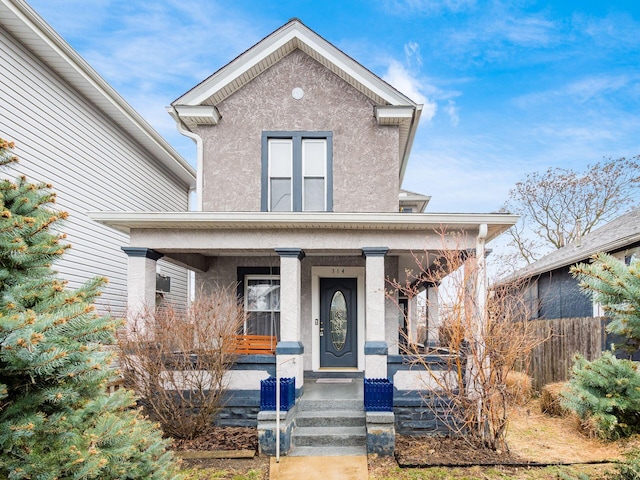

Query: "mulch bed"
<box><xmin>395</xmin><ymin>435</ymin><xmax>525</xmax><ymax>467</ymax></box>
<box><xmin>171</xmin><ymin>427</ymin><xmax>526</xmax><ymax>468</ymax></box>
<box><xmin>171</xmin><ymin>427</ymin><xmax>258</xmax><ymax>452</ymax></box>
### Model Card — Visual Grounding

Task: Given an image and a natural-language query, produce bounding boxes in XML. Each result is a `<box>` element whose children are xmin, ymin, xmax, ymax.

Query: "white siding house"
<box><xmin>0</xmin><ymin>0</ymin><xmax>196</xmax><ymax>312</ymax></box>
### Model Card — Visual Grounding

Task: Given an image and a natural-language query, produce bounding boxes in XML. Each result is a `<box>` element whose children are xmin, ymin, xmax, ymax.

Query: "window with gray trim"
<box><xmin>261</xmin><ymin>131</ymin><xmax>333</xmax><ymax>212</ymax></box>
<box><xmin>244</xmin><ymin>275</ymin><xmax>281</xmax><ymax>339</ymax></box>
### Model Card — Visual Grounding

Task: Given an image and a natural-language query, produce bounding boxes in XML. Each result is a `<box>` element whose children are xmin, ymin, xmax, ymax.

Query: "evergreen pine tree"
<box><xmin>560</xmin><ymin>252</ymin><xmax>640</xmax><ymax>439</ymax></box>
<box><xmin>561</xmin><ymin>352</ymin><xmax>640</xmax><ymax>439</ymax></box>
<box><xmin>572</xmin><ymin>251</ymin><xmax>640</xmax><ymax>354</ymax></box>
<box><xmin>0</xmin><ymin>139</ymin><xmax>180</xmax><ymax>479</ymax></box>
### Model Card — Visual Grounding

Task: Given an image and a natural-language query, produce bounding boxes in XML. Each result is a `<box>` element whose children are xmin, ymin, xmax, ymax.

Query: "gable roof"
<box><xmin>399</xmin><ymin>189</ymin><xmax>431</xmax><ymax>212</ymax></box>
<box><xmin>512</xmin><ymin>208</ymin><xmax>640</xmax><ymax>280</ymax></box>
<box><xmin>0</xmin><ymin>0</ymin><xmax>196</xmax><ymax>188</ymax></box>
<box><xmin>170</xmin><ymin>18</ymin><xmax>422</xmax><ymax>183</ymax></box>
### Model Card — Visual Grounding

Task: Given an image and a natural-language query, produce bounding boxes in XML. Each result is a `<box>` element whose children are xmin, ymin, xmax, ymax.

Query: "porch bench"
<box><xmin>232</xmin><ymin>335</ymin><xmax>277</xmax><ymax>355</ymax></box>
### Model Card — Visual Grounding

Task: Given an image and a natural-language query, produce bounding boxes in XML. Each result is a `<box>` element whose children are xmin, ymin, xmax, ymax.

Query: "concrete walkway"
<box><xmin>269</xmin><ymin>455</ymin><xmax>368</xmax><ymax>480</ymax></box>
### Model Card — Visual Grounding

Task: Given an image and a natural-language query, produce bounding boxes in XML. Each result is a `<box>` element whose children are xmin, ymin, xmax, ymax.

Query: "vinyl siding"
<box><xmin>537</xmin><ymin>268</ymin><xmax>592</xmax><ymax>320</ymax></box>
<box><xmin>0</xmin><ymin>28</ymin><xmax>190</xmax><ymax>314</ymax></box>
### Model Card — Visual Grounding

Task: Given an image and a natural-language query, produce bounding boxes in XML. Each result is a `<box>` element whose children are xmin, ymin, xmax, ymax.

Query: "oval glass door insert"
<box><xmin>330</xmin><ymin>291</ymin><xmax>348</xmax><ymax>351</ymax></box>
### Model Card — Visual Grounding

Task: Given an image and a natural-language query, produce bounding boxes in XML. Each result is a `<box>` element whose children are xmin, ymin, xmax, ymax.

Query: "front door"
<box><xmin>320</xmin><ymin>277</ymin><xmax>357</xmax><ymax>368</ymax></box>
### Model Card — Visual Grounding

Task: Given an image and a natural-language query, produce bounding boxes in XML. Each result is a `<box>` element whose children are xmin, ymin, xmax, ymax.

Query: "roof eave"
<box><xmin>517</xmin><ymin>233</ymin><xmax>640</xmax><ymax>279</ymax></box>
<box><xmin>88</xmin><ymin>211</ymin><xmax>519</xmax><ymax>239</ymax></box>
<box><xmin>173</xmin><ymin>19</ymin><xmax>418</xmax><ymax>109</ymax></box>
<box><xmin>1</xmin><ymin>0</ymin><xmax>196</xmax><ymax>188</ymax></box>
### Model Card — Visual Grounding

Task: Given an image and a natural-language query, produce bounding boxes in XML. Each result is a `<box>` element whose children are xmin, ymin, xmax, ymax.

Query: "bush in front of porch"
<box><xmin>119</xmin><ymin>285</ymin><xmax>245</xmax><ymax>440</ymax></box>
<box><xmin>388</xmin><ymin>231</ymin><xmax>541</xmax><ymax>451</ymax></box>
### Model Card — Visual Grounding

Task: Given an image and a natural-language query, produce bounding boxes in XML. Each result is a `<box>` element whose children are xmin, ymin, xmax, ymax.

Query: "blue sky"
<box><xmin>28</xmin><ymin>0</ymin><xmax>640</xmax><ymax>213</ymax></box>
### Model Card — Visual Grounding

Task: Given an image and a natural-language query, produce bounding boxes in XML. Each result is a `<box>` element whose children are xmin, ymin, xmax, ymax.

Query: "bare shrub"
<box><xmin>118</xmin><ymin>285</ymin><xmax>244</xmax><ymax>440</ymax></box>
<box><xmin>388</xmin><ymin>231</ymin><xmax>542</xmax><ymax>451</ymax></box>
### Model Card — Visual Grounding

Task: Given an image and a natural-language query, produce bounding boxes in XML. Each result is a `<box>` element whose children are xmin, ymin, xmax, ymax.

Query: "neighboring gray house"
<box><xmin>512</xmin><ymin>209</ymin><xmax>640</xmax><ymax>321</ymax></box>
<box><xmin>0</xmin><ymin>0</ymin><xmax>196</xmax><ymax>312</ymax></box>
<box><xmin>92</xmin><ymin>19</ymin><xmax>518</xmax><ymax>454</ymax></box>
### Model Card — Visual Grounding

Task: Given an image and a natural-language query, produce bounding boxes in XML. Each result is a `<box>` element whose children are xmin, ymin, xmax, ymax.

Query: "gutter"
<box><xmin>168</xmin><ymin>106</ymin><xmax>204</xmax><ymax>210</ymax></box>
<box><xmin>399</xmin><ymin>104</ymin><xmax>422</xmax><ymax>185</ymax></box>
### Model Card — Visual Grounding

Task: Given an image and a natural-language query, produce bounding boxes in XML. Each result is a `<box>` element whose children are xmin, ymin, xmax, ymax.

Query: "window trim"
<box><xmin>261</xmin><ymin>131</ymin><xmax>333</xmax><ymax>212</ymax></box>
<box><xmin>243</xmin><ymin>274</ymin><xmax>281</xmax><ymax>338</ymax></box>
<box><xmin>237</xmin><ymin>267</ymin><xmax>281</xmax><ymax>338</ymax></box>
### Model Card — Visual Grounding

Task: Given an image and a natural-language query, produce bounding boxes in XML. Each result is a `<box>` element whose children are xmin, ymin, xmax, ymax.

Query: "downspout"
<box><xmin>167</xmin><ymin>106</ymin><xmax>204</xmax><ymax>212</ymax></box>
<box><xmin>475</xmin><ymin>223</ymin><xmax>489</xmax><ymax>443</ymax></box>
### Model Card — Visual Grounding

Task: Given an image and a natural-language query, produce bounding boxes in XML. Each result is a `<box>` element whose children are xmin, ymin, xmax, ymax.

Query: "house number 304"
<box><xmin>332</xmin><ymin>268</ymin><xmax>345</xmax><ymax>274</ymax></box>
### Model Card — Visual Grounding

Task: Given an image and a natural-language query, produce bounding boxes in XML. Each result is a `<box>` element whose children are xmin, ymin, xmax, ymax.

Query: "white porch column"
<box><xmin>121</xmin><ymin>247</ymin><xmax>162</xmax><ymax>328</ymax></box>
<box><xmin>275</xmin><ymin>248</ymin><xmax>305</xmax><ymax>391</ymax></box>
<box><xmin>466</xmin><ymin>224</ymin><xmax>489</xmax><ymax>396</ymax></box>
<box><xmin>363</xmin><ymin>247</ymin><xmax>389</xmax><ymax>378</ymax></box>
<box><xmin>408</xmin><ymin>295</ymin><xmax>419</xmax><ymax>345</ymax></box>
<box><xmin>426</xmin><ymin>285</ymin><xmax>439</xmax><ymax>346</ymax></box>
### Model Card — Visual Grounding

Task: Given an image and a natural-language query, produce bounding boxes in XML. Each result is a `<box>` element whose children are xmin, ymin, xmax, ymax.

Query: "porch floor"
<box><xmin>302</xmin><ymin>377</ymin><xmax>364</xmax><ymax>403</ymax></box>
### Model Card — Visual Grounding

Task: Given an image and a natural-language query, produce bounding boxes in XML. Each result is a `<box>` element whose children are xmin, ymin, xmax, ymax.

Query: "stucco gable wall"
<box><xmin>198</xmin><ymin>49</ymin><xmax>400</xmax><ymax>213</ymax></box>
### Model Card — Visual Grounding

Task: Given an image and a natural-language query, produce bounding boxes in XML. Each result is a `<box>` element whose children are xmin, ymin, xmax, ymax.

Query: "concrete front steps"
<box><xmin>288</xmin><ymin>379</ymin><xmax>366</xmax><ymax>456</ymax></box>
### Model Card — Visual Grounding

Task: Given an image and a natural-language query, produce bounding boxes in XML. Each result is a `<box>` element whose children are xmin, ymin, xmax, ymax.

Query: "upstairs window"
<box><xmin>262</xmin><ymin>132</ymin><xmax>333</xmax><ymax>212</ymax></box>
<box><xmin>268</xmin><ymin>139</ymin><xmax>293</xmax><ymax>211</ymax></box>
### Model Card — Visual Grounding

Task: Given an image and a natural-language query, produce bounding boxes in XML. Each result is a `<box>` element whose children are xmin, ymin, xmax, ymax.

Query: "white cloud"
<box><xmin>383</xmin><ymin>61</ymin><xmax>437</xmax><ymax>120</ymax></box>
<box><xmin>402</xmin><ymin>147</ymin><xmax>518</xmax><ymax>213</ymax></box>
<box><xmin>440</xmin><ymin>6</ymin><xmax>559</xmax><ymax>66</ymax></box>
<box><xmin>444</xmin><ymin>100</ymin><xmax>460</xmax><ymax>126</ymax></box>
<box><xmin>31</xmin><ymin>0</ymin><xmax>263</xmax><ymax>96</ymax></box>
<box><xmin>574</xmin><ymin>11</ymin><xmax>640</xmax><ymax>49</ymax></box>
<box><xmin>513</xmin><ymin>74</ymin><xmax>636</xmax><ymax>108</ymax></box>
<box><xmin>404</xmin><ymin>41</ymin><xmax>422</xmax><ymax>67</ymax></box>
<box><xmin>565</xmin><ymin>76</ymin><xmax>631</xmax><ymax>102</ymax></box>
<box><xmin>499</xmin><ymin>16</ymin><xmax>556</xmax><ymax>47</ymax></box>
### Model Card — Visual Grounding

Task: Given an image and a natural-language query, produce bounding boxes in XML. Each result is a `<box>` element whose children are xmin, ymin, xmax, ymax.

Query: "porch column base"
<box><xmin>257</xmin><ymin>405</ymin><xmax>298</xmax><ymax>456</ymax></box>
<box><xmin>366</xmin><ymin>411</ymin><xmax>395</xmax><ymax>456</ymax></box>
<box><xmin>365</xmin><ymin>355</ymin><xmax>387</xmax><ymax>378</ymax></box>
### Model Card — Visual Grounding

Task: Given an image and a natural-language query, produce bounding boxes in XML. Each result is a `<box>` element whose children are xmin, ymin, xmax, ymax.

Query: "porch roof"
<box><xmin>89</xmin><ymin>211</ymin><xmax>518</xmax><ymax>241</ymax></box>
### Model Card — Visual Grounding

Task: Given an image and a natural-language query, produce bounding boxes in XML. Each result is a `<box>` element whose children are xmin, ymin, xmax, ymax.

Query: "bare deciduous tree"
<box><xmin>118</xmin><ymin>285</ymin><xmax>244</xmax><ymax>440</ymax></box>
<box><xmin>503</xmin><ymin>156</ymin><xmax>640</xmax><ymax>264</ymax></box>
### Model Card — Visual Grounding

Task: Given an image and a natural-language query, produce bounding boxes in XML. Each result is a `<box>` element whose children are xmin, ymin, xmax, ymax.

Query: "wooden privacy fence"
<box><xmin>519</xmin><ymin>316</ymin><xmax>607</xmax><ymax>390</ymax></box>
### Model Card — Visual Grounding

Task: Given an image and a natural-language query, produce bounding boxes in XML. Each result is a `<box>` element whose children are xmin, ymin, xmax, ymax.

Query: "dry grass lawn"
<box><xmin>507</xmin><ymin>399</ymin><xmax>624</xmax><ymax>463</ymax></box>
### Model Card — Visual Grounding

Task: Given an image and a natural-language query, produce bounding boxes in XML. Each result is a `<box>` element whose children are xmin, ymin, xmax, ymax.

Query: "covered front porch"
<box><xmin>90</xmin><ymin>211</ymin><xmax>518</xmax><ymax>453</ymax></box>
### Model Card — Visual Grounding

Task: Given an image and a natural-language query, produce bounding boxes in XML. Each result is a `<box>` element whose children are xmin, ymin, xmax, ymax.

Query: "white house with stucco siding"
<box><xmin>90</xmin><ymin>19</ymin><xmax>517</xmax><ymax>454</ymax></box>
